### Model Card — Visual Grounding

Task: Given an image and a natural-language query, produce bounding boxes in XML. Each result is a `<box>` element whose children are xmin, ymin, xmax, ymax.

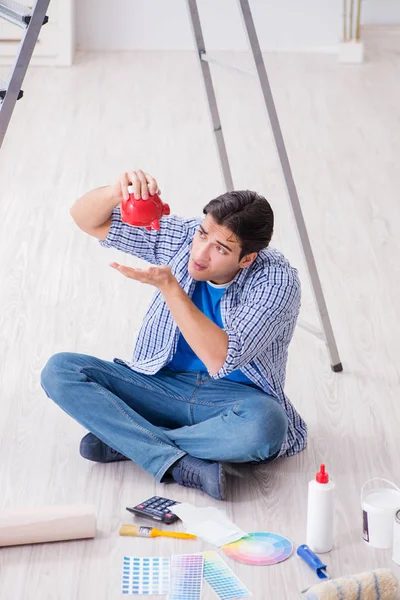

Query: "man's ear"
<box><xmin>239</xmin><ymin>252</ymin><xmax>258</xmax><ymax>269</ymax></box>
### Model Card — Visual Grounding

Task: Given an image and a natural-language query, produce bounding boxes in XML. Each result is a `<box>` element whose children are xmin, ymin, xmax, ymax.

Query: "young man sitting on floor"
<box><xmin>41</xmin><ymin>169</ymin><xmax>307</xmax><ymax>501</ymax></box>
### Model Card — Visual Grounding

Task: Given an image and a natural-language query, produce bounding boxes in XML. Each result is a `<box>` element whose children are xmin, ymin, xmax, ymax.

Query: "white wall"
<box><xmin>362</xmin><ymin>0</ymin><xmax>400</xmax><ymax>25</ymax></box>
<box><xmin>76</xmin><ymin>0</ymin><xmax>400</xmax><ymax>53</ymax></box>
<box><xmin>76</xmin><ymin>0</ymin><xmax>342</xmax><ymax>52</ymax></box>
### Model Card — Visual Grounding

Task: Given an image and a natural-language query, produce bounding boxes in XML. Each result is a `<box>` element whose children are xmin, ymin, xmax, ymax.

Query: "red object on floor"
<box><xmin>121</xmin><ymin>191</ymin><xmax>170</xmax><ymax>230</ymax></box>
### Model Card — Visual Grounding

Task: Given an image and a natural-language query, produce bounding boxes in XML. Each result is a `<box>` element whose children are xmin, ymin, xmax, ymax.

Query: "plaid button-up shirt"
<box><xmin>99</xmin><ymin>207</ymin><xmax>307</xmax><ymax>457</ymax></box>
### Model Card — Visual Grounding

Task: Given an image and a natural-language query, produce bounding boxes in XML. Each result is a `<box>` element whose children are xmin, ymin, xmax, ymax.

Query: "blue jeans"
<box><xmin>40</xmin><ymin>352</ymin><xmax>288</xmax><ymax>482</ymax></box>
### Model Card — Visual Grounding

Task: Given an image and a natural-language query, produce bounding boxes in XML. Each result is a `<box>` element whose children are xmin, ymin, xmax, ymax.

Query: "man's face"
<box><xmin>188</xmin><ymin>214</ymin><xmax>255</xmax><ymax>285</ymax></box>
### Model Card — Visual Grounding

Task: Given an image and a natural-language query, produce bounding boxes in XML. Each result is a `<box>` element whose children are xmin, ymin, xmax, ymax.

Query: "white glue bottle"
<box><xmin>306</xmin><ymin>464</ymin><xmax>335</xmax><ymax>553</ymax></box>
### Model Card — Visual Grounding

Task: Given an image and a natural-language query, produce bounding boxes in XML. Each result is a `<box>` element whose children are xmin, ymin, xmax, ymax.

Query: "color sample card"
<box><xmin>223</xmin><ymin>532</ymin><xmax>293</xmax><ymax>566</ymax></box>
<box><xmin>122</xmin><ymin>556</ymin><xmax>170</xmax><ymax>595</ymax></box>
<box><xmin>168</xmin><ymin>554</ymin><xmax>204</xmax><ymax>600</ymax></box>
<box><xmin>203</xmin><ymin>551</ymin><xmax>251</xmax><ymax>599</ymax></box>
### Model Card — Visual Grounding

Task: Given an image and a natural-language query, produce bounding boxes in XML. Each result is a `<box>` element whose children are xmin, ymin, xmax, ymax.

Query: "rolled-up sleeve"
<box><xmin>99</xmin><ymin>207</ymin><xmax>199</xmax><ymax>265</ymax></box>
<box><xmin>210</xmin><ymin>276</ymin><xmax>300</xmax><ymax>379</ymax></box>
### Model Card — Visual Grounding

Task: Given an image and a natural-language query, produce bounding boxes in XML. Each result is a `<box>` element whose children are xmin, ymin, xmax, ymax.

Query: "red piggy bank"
<box><xmin>121</xmin><ymin>188</ymin><xmax>170</xmax><ymax>230</ymax></box>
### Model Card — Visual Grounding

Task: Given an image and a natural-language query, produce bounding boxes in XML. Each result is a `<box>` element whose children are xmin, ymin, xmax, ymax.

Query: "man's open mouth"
<box><xmin>192</xmin><ymin>260</ymin><xmax>207</xmax><ymax>271</ymax></box>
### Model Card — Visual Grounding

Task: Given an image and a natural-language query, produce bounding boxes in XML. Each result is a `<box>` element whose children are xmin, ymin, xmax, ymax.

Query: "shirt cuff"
<box><xmin>98</xmin><ymin>206</ymin><xmax>123</xmax><ymax>248</ymax></box>
<box><xmin>209</xmin><ymin>330</ymin><xmax>242</xmax><ymax>379</ymax></box>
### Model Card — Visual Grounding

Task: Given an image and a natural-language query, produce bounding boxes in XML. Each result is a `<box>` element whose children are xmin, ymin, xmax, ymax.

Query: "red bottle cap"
<box><xmin>316</xmin><ymin>464</ymin><xmax>329</xmax><ymax>484</ymax></box>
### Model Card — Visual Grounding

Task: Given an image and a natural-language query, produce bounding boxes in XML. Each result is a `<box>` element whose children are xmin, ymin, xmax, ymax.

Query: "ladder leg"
<box><xmin>237</xmin><ymin>0</ymin><xmax>343</xmax><ymax>372</ymax></box>
<box><xmin>186</xmin><ymin>0</ymin><xmax>234</xmax><ymax>191</ymax></box>
<box><xmin>0</xmin><ymin>0</ymin><xmax>51</xmax><ymax>150</ymax></box>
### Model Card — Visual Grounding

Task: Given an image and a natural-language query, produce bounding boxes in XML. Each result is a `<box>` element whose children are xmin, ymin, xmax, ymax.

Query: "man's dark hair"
<box><xmin>203</xmin><ymin>190</ymin><xmax>274</xmax><ymax>261</ymax></box>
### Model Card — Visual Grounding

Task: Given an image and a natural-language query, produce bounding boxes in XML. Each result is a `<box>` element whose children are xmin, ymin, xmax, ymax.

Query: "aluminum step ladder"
<box><xmin>186</xmin><ymin>0</ymin><xmax>343</xmax><ymax>372</ymax></box>
<box><xmin>0</xmin><ymin>0</ymin><xmax>50</xmax><ymax>150</ymax></box>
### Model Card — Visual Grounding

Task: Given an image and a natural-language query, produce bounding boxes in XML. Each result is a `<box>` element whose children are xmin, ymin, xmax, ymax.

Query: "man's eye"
<box><xmin>198</xmin><ymin>230</ymin><xmax>206</xmax><ymax>238</ymax></box>
<box><xmin>217</xmin><ymin>246</ymin><xmax>227</xmax><ymax>255</ymax></box>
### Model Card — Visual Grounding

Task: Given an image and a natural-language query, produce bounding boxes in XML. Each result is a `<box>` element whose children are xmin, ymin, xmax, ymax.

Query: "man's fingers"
<box><xmin>110</xmin><ymin>263</ymin><xmax>148</xmax><ymax>281</ymax></box>
<box><xmin>136</xmin><ymin>169</ymin><xmax>149</xmax><ymax>200</ymax></box>
<box><xmin>144</xmin><ymin>172</ymin><xmax>159</xmax><ymax>196</ymax></box>
<box><xmin>110</xmin><ymin>262</ymin><xmax>123</xmax><ymax>270</ymax></box>
<box><xmin>120</xmin><ymin>170</ymin><xmax>160</xmax><ymax>200</ymax></box>
<box><xmin>127</xmin><ymin>171</ymin><xmax>141</xmax><ymax>199</ymax></box>
<box><xmin>110</xmin><ymin>264</ymin><xmax>173</xmax><ymax>291</ymax></box>
<box><xmin>119</xmin><ymin>174</ymin><xmax>130</xmax><ymax>201</ymax></box>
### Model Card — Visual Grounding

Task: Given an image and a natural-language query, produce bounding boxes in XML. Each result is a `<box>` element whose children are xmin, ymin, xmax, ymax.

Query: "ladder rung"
<box><xmin>0</xmin><ymin>79</ymin><xmax>24</xmax><ymax>102</ymax></box>
<box><xmin>0</xmin><ymin>0</ymin><xmax>48</xmax><ymax>28</ymax></box>
<box><xmin>200</xmin><ymin>52</ymin><xmax>256</xmax><ymax>77</ymax></box>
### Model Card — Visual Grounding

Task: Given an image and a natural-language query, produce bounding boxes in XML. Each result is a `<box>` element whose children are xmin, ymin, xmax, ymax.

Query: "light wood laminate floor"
<box><xmin>1</xmin><ymin>27</ymin><xmax>400</xmax><ymax>599</ymax></box>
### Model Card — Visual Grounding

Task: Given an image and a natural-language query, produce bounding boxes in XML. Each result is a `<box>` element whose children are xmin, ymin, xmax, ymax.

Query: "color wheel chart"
<box><xmin>222</xmin><ymin>532</ymin><xmax>293</xmax><ymax>566</ymax></box>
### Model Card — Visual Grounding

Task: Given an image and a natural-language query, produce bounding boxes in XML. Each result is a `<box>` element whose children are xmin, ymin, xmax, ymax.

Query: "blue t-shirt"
<box><xmin>168</xmin><ymin>280</ymin><xmax>254</xmax><ymax>385</ymax></box>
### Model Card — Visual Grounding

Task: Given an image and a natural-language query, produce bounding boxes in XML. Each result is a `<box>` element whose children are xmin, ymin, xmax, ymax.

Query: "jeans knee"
<box><xmin>244</xmin><ymin>397</ymin><xmax>288</xmax><ymax>457</ymax></box>
<box><xmin>267</xmin><ymin>400</ymin><xmax>288</xmax><ymax>451</ymax></box>
<box><xmin>41</xmin><ymin>351</ymin><xmax>76</xmax><ymax>394</ymax></box>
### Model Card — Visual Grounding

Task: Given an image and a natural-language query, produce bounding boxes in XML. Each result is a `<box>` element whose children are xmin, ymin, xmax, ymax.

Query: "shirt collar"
<box><xmin>229</xmin><ymin>259</ymin><xmax>257</xmax><ymax>289</ymax></box>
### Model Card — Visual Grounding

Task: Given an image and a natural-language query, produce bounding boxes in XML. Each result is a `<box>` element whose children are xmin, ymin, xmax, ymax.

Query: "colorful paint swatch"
<box><xmin>222</xmin><ymin>532</ymin><xmax>293</xmax><ymax>566</ymax></box>
<box><xmin>203</xmin><ymin>551</ymin><xmax>251</xmax><ymax>599</ymax></box>
<box><xmin>168</xmin><ymin>554</ymin><xmax>204</xmax><ymax>600</ymax></box>
<box><xmin>122</xmin><ymin>556</ymin><xmax>170</xmax><ymax>595</ymax></box>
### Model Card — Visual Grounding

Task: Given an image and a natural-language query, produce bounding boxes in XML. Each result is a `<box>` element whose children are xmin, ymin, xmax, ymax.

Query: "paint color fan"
<box><xmin>222</xmin><ymin>532</ymin><xmax>293</xmax><ymax>566</ymax></box>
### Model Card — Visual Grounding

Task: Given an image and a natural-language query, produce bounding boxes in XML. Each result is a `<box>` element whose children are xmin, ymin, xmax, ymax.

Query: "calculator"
<box><xmin>126</xmin><ymin>496</ymin><xmax>180</xmax><ymax>524</ymax></box>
